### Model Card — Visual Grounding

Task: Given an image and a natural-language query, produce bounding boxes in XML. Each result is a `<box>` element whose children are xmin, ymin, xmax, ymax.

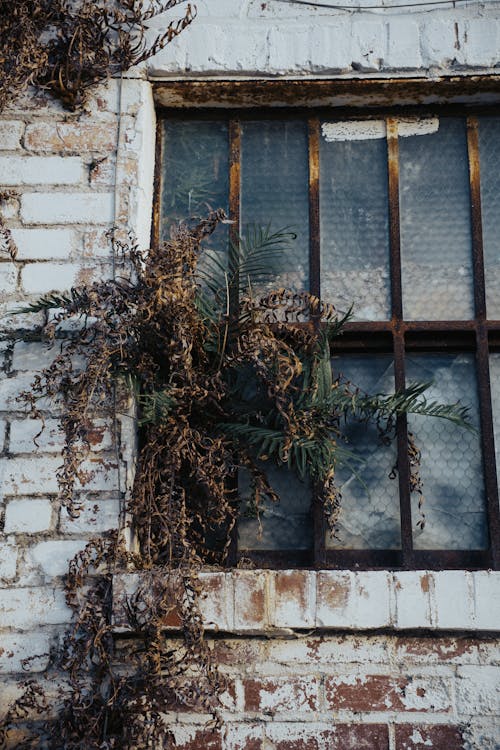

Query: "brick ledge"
<box><xmin>112</xmin><ymin>569</ymin><xmax>500</xmax><ymax>634</ymax></box>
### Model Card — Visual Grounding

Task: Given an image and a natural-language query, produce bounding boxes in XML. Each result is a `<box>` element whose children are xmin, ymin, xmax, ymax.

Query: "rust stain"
<box><xmin>154</xmin><ymin>76</ymin><xmax>500</xmax><ymax>110</ymax></box>
<box><xmin>420</xmin><ymin>573</ymin><xmax>430</xmax><ymax>593</ymax></box>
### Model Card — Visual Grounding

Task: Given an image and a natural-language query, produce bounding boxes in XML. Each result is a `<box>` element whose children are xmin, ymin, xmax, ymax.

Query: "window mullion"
<box><xmin>467</xmin><ymin>116</ymin><xmax>500</xmax><ymax>568</ymax></box>
<box><xmin>387</xmin><ymin>117</ymin><xmax>414</xmax><ymax>568</ymax></box>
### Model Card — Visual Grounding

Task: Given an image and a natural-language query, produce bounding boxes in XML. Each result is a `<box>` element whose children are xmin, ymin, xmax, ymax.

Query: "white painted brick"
<box><xmin>10</xmin><ymin>418</ymin><xmax>112</xmax><ymax>454</ymax></box>
<box><xmin>0</xmin><ymin>304</ymin><xmax>45</xmax><ymax>333</ymax></box>
<box><xmin>0</xmin><ymin>157</ymin><xmax>83</xmax><ymax>186</ymax></box>
<box><xmin>386</xmin><ymin>19</ymin><xmax>422</xmax><ymax>69</ymax></box>
<box><xmin>393</xmin><ymin>571</ymin><xmax>435</xmax><ymax>629</ymax></box>
<box><xmin>0</xmin><ymin>121</ymin><xmax>24</xmax><ymax>150</ymax></box>
<box><xmin>272</xmin><ymin>571</ymin><xmax>316</xmax><ymax>628</ymax></box>
<box><xmin>21</xmin><ymin>262</ymin><xmax>81</xmax><ymax>294</ymax></box>
<box><xmin>0</xmin><ymin>372</ymin><xmax>50</xmax><ymax>411</ymax></box>
<box><xmin>0</xmin><ymin>587</ymin><xmax>71</xmax><ymax>629</ymax></box>
<box><xmin>351</xmin><ymin>20</ymin><xmax>385</xmax><ymax>71</ymax></box>
<box><xmin>456</xmin><ymin>666</ymin><xmax>500</xmax><ymax>715</ymax></box>
<box><xmin>198</xmin><ymin>571</ymin><xmax>234</xmax><ymax>630</ymax></box>
<box><xmin>20</xmin><ymin>192</ymin><xmax>114</xmax><ymax>225</ymax></box>
<box><xmin>11</xmin><ymin>341</ymin><xmax>56</xmax><ymax>371</ymax></box>
<box><xmin>434</xmin><ymin>570</ymin><xmax>476</xmax><ymax>629</ymax></box>
<box><xmin>0</xmin><ymin>456</ymin><xmax>62</xmax><ymax>495</ymax></box>
<box><xmin>0</xmin><ymin>631</ymin><xmax>52</xmax><ymax>674</ymax></box>
<box><xmin>0</xmin><ymin>539</ymin><xmax>17</xmax><ymax>580</ymax></box>
<box><xmin>0</xmin><ymin>263</ymin><xmax>17</xmax><ymax>293</ymax></box>
<box><xmin>473</xmin><ymin>571</ymin><xmax>500</xmax><ymax>631</ymax></box>
<box><xmin>10</xmin><ymin>228</ymin><xmax>75</xmax><ymax>260</ymax></box>
<box><xmin>60</xmin><ymin>497</ymin><xmax>120</xmax><ymax>533</ymax></box>
<box><xmin>77</xmin><ymin>457</ymin><xmax>120</xmax><ymax>492</ymax></box>
<box><xmin>464</xmin><ymin>20</ymin><xmax>499</xmax><ymax>67</ymax></box>
<box><xmin>267</xmin><ymin>25</ymin><xmax>311</xmax><ymax>73</ymax></box>
<box><xmin>316</xmin><ymin>571</ymin><xmax>391</xmax><ymax>629</ymax></box>
<box><xmin>28</xmin><ymin>539</ymin><xmax>88</xmax><ymax>577</ymax></box>
<box><xmin>310</xmin><ymin>22</ymin><xmax>353</xmax><ymax>72</ymax></box>
<box><xmin>420</xmin><ymin>18</ymin><xmax>459</xmax><ymax>68</ymax></box>
<box><xmin>4</xmin><ymin>498</ymin><xmax>53</xmax><ymax>533</ymax></box>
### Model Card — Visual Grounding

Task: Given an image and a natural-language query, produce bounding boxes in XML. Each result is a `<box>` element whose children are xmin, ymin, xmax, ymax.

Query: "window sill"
<box><xmin>112</xmin><ymin>569</ymin><xmax>500</xmax><ymax>635</ymax></box>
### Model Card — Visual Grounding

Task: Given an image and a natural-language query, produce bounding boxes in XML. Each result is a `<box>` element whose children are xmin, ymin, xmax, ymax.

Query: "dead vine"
<box><xmin>0</xmin><ymin>0</ymin><xmax>196</xmax><ymax>111</ymax></box>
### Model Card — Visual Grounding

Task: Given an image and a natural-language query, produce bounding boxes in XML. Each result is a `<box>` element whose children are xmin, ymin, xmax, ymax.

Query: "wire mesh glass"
<box><xmin>327</xmin><ymin>355</ymin><xmax>401</xmax><ymax>550</ymax></box>
<box><xmin>405</xmin><ymin>353</ymin><xmax>487</xmax><ymax>550</ymax></box>
<box><xmin>238</xmin><ymin>463</ymin><xmax>313</xmax><ymax>551</ymax></box>
<box><xmin>399</xmin><ymin>118</ymin><xmax>474</xmax><ymax>321</ymax></box>
<box><xmin>319</xmin><ymin>121</ymin><xmax>391</xmax><ymax>321</ymax></box>
<box><xmin>478</xmin><ymin>116</ymin><xmax>500</xmax><ymax>319</ymax></box>
<box><xmin>241</xmin><ymin>120</ymin><xmax>310</xmax><ymax>296</ymax></box>
<box><xmin>161</xmin><ymin>120</ymin><xmax>230</xmax><ymax>279</ymax></box>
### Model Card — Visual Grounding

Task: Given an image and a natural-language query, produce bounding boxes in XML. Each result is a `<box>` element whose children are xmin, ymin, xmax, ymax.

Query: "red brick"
<box><xmin>174</xmin><ymin>727</ymin><xmax>223</xmax><ymax>750</ymax></box>
<box><xmin>269</xmin><ymin>724</ymin><xmax>389</xmax><ymax>750</ymax></box>
<box><xmin>395</xmin><ymin>725</ymin><xmax>464</xmax><ymax>750</ymax></box>
<box><xmin>325</xmin><ymin>675</ymin><xmax>451</xmax><ymax>713</ymax></box>
<box><xmin>243</xmin><ymin>676</ymin><xmax>318</xmax><ymax>713</ymax></box>
<box><xmin>233</xmin><ymin>571</ymin><xmax>267</xmax><ymax>629</ymax></box>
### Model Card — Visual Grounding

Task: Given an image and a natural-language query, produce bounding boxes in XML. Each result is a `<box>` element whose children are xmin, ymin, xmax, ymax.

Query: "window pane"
<box><xmin>238</xmin><ymin>464</ymin><xmax>312</xmax><ymax>551</ymax></box>
<box><xmin>327</xmin><ymin>355</ymin><xmax>400</xmax><ymax>550</ymax></box>
<box><xmin>241</xmin><ymin>120</ymin><xmax>309</xmax><ymax>293</ymax></box>
<box><xmin>319</xmin><ymin>121</ymin><xmax>391</xmax><ymax>321</ymax></box>
<box><xmin>489</xmin><ymin>353</ymin><xmax>500</xmax><ymax>488</ymax></box>
<box><xmin>400</xmin><ymin>118</ymin><xmax>474</xmax><ymax>321</ymax></box>
<box><xmin>161</xmin><ymin>120</ymin><xmax>230</xmax><ymax>276</ymax></box>
<box><xmin>406</xmin><ymin>354</ymin><xmax>487</xmax><ymax>549</ymax></box>
<box><xmin>479</xmin><ymin>116</ymin><xmax>500</xmax><ymax>318</ymax></box>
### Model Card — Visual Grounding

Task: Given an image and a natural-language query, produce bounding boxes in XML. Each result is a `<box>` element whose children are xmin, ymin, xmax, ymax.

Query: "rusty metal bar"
<box><xmin>226</xmin><ymin>118</ymin><xmax>241</xmax><ymax>567</ymax></box>
<box><xmin>151</xmin><ymin>118</ymin><xmax>164</xmax><ymax>248</ymax></box>
<box><xmin>308</xmin><ymin>117</ymin><xmax>321</xmax><ymax>299</ymax></box>
<box><xmin>467</xmin><ymin>116</ymin><xmax>500</xmax><ymax>568</ymax></box>
<box><xmin>387</xmin><ymin>118</ymin><xmax>414</xmax><ymax>567</ymax></box>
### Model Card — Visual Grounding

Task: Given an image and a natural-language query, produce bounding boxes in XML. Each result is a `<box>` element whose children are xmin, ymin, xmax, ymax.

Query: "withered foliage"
<box><xmin>0</xmin><ymin>0</ymin><xmax>195</xmax><ymax>110</ymax></box>
<box><xmin>1</xmin><ymin>212</ymin><xmax>471</xmax><ymax>747</ymax></box>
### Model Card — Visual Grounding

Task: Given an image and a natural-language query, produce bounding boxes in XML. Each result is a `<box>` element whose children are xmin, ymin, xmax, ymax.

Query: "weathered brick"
<box><xmin>434</xmin><ymin>571</ymin><xmax>475</xmax><ymax>629</ymax></box>
<box><xmin>21</xmin><ymin>262</ymin><xmax>82</xmax><ymax>294</ymax></box>
<box><xmin>9</xmin><ymin>417</ymin><xmax>112</xmax><ymax>453</ymax></box>
<box><xmin>4</xmin><ymin>498</ymin><xmax>53</xmax><ymax>533</ymax></box>
<box><xmin>11</xmin><ymin>341</ymin><xmax>57</xmax><ymax>372</ymax></box>
<box><xmin>224</xmin><ymin>723</ymin><xmax>264</xmax><ymax>750</ymax></box>
<box><xmin>316</xmin><ymin>571</ymin><xmax>391</xmax><ymax>629</ymax></box>
<box><xmin>265</xmin><ymin>722</ymin><xmax>390</xmax><ymax>750</ymax></box>
<box><xmin>199</xmin><ymin>571</ymin><xmax>234</xmax><ymax>631</ymax></box>
<box><xmin>24</xmin><ymin>122</ymin><xmax>118</xmax><ymax>154</ymax></box>
<box><xmin>28</xmin><ymin>539</ymin><xmax>88</xmax><ymax>578</ymax></box>
<box><xmin>0</xmin><ymin>587</ymin><xmax>71</xmax><ymax>629</ymax></box>
<box><xmin>393</xmin><ymin>572</ymin><xmax>435</xmax><ymax>629</ymax></box>
<box><xmin>0</xmin><ymin>156</ymin><xmax>83</xmax><ymax>186</ymax></box>
<box><xmin>272</xmin><ymin>570</ymin><xmax>315</xmax><ymax>628</ymax></box>
<box><xmin>386</xmin><ymin>19</ymin><xmax>422</xmax><ymax>69</ymax></box>
<box><xmin>233</xmin><ymin>570</ymin><xmax>267</xmax><ymax>630</ymax></box>
<box><xmin>20</xmin><ymin>192</ymin><xmax>114</xmax><ymax>225</ymax></box>
<box><xmin>243</xmin><ymin>676</ymin><xmax>319</xmax><ymax>713</ymax></box>
<box><xmin>325</xmin><ymin>674</ymin><xmax>452</xmax><ymax>713</ymax></box>
<box><xmin>473</xmin><ymin>571</ymin><xmax>500</xmax><ymax>631</ymax></box>
<box><xmin>0</xmin><ymin>372</ymin><xmax>56</xmax><ymax>412</ymax></box>
<box><xmin>394</xmin><ymin>637</ymin><xmax>482</xmax><ymax>666</ymax></box>
<box><xmin>0</xmin><ymin>631</ymin><xmax>52</xmax><ymax>674</ymax></box>
<box><xmin>172</xmin><ymin>726</ymin><xmax>223</xmax><ymax>750</ymax></box>
<box><xmin>10</xmin><ymin>228</ymin><xmax>76</xmax><ymax>260</ymax></box>
<box><xmin>60</xmin><ymin>497</ymin><xmax>120</xmax><ymax>533</ymax></box>
<box><xmin>395</xmin><ymin>724</ymin><xmax>464</xmax><ymax>750</ymax></box>
<box><xmin>0</xmin><ymin>456</ymin><xmax>62</xmax><ymax>495</ymax></box>
<box><xmin>0</xmin><ymin>263</ymin><xmax>17</xmax><ymax>293</ymax></box>
<box><xmin>0</xmin><ymin>121</ymin><xmax>24</xmax><ymax>150</ymax></box>
<box><xmin>0</xmin><ymin>539</ymin><xmax>17</xmax><ymax>580</ymax></box>
<box><xmin>456</xmin><ymin>666</ymin><xmax>500</xmax><ymax>716</ymax></box>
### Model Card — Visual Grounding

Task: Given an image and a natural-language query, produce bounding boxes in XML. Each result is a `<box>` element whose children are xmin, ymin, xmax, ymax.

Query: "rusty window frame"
<box><xmin>153</xmin><ymin>106</ymin><xmax>500</xmax><ymax>571</ymax></box>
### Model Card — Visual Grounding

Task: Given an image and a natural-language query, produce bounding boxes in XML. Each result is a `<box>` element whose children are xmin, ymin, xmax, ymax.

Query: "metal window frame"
<box><xmin>153</xmin><ymin>103</ymin><xmax>500</xmax><ymax>571</ymax></box>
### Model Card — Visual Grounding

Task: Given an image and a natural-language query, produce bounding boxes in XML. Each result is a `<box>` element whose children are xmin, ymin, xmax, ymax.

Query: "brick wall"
<box><xmin>1</xmin><ymin>1</ymin><xmax>500</xmax><ymax>747</ymax></box>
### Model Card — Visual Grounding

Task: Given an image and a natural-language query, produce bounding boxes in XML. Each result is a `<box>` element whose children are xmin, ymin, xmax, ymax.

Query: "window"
<box><xmin>155</xmin><ymin>108</ymin><xmax>500</xmax><ymax>570</ymax></box>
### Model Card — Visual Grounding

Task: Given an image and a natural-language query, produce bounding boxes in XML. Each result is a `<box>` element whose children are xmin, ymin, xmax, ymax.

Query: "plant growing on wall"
<box><xmin>0</xmin><ymin>0</ymin><xmax>195</xmax><ymax>111</ymax></box>
<box><xmin>0</xmin><ymin>211</ymin><xmax>471</xmax><ymax>748</ymax></box>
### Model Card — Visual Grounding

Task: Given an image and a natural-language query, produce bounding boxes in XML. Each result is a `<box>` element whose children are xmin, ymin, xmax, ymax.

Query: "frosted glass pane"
<box><xmin>400</xmin><ymin>118</ymin><xmax>474</xmax><ymax>321</ymax></box>
<box><xmin>327</xmin><ymin>355</ymin><xmax>401</xmax><ymax>549</ymax></box>
<box><xmin>320</xmin><ymin>125</ymin><xmax>391</xmax><ymax>321</ymax></box>
<box><xmin>479</xmin><ymin>117</ymin><xmax>500</xmax><ymax>318</ymax></box>
<box><xmin>161</xmin><ymin>121</ymin><xmax>229</xmax><ymax>275</ymax></box>
<box><xmin>489</xmin><ymin>353</ymin><xmax>500</xmax><ymax>487</ymax></box>
<box><xmin>406</xmin><ymin>354</ymin><xmax>486</xmax><ymax>549</ymax></box>
<box><xmin>241</xmin><ymin>120</ymin><xmax>309</xmax><ymax>294</ymax></box>
<box><xmin>238</xmin><ymin>464</ymin><xmax>312</xmax><ymax>551</ymax></box>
